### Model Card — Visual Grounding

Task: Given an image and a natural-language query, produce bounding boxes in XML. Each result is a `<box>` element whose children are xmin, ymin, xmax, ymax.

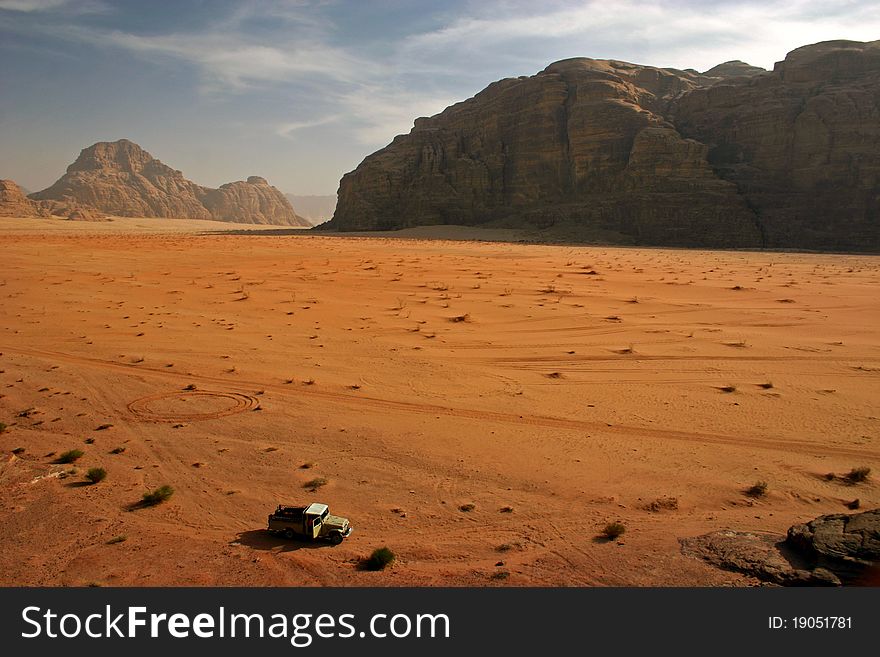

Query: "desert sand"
<box><xmin>0</xmin><ymin>217</ymin><xmax>877</xmax><ymax>586</ymax></box>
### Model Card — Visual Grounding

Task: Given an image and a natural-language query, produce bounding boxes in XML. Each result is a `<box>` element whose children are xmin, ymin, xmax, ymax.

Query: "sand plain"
<box><xmin>0</xmin><ymin>217</ymin><xmax>878</xmax><ymax>586</ymax></box>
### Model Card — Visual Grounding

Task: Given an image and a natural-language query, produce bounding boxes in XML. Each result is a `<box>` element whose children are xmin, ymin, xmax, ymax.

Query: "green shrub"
<box><xmin>303</xmin><ymin>477</ymin><xmax>327</xmax><ymax>492</ymax></box>
<box><xmin>142</xmin><ymin>485</ymin><xmax>174</xmax><ymax>506</ymax></box>
<box><xmin>363</xmin><ymin>547</ymin><xmax>395</xmax><ymax>571</ymax></box>
<box><xmin>0</xmin><ymin>422</ymin><xmax>7</xmax><ymax>433</ymax></box>
<box><xmin>56</xmin><ymin>449</ymin><xmax>84</xmax><ymax>464</ymax></box>
<box><xmin>746</xmin><ymin>481</ymin><xmax>768</xmax><ymax>497</ymax></box>
<box><xmin>844</xmin><ymin>466</ymin><xmax>871</xmax><ymax>483</ymax></box>
<box><xmin>86</xmin><ymin>467</ymin><xmax>106</xmax><ymax>484</ymax></box>
<box><xmin>602</xmin><ymin>522</ymin><xmax>626</xmax><ymax>540</ymax></box>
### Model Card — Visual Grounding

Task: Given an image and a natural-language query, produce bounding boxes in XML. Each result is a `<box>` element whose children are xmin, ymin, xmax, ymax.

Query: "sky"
<box><xmin>1</xmin><ymin>1</ymin><xmax>878</xmax><ymax>196</ymax></box>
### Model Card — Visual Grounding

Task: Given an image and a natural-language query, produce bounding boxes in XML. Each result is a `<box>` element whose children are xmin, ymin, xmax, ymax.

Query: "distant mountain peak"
<box><xmin>702</xmin><ymin>60</ymin><xmax>766</xmax><ymax>78</ymax></box>
<box><xmin>28</xmin><ymin>139</ymin><xmax>309</xmax><ymax>226</ymax></box>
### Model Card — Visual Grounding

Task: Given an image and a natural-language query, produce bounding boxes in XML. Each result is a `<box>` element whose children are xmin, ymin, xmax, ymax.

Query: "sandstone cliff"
<box><xmin>327</xmin><ymin>40</ymin><xmax>880</xmax><ymax>251</ymax></box>
<box><xmin>0</xmin><ymin>179</ymin><xmax>43</xmax><ymax>217</ymax></box>
<box><xmin>674</xmin><ymin>40</ymin><xmax>880</xmax><ymax>251</ymax></box>
<box><xmin>29</xmin><ymin>140</ymin><xmax>309</xmax><ymax>226</ymax></box>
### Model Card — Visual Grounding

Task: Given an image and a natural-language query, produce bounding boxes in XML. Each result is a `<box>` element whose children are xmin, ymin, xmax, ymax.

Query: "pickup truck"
<box><xmin>267</xmin><ymin>502</ymin><xmax>353</xmax><ymax>545</ymax></box>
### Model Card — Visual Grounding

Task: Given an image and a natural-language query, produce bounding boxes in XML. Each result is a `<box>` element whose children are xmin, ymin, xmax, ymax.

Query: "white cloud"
<box><xmin>340</xmin><ymin>86</ymin><xmax>459</xmax><ymax>144</ymax></box>
<box><xmin>93</xmin><ymin>30</ymin><xmax>372</xmax><ymax>90</ymax></box>
<box><xmin>400</xmin><ymin>0</ymin><xmax>880</xmax><ymax>72</ymax></box>
<box><xmin>0</xmin><ymin>0</ymin><xmax>69</xmax><ymax>10</ymax></box>
<box><xmin>0</xmin><ymin>0</ymin><xmax>106</xmax><ymax>14</ymax></box>
<box><xmin>276</xmin><ymin>114</ymin><xmax>341</xmax><ymax>139</ymax></box>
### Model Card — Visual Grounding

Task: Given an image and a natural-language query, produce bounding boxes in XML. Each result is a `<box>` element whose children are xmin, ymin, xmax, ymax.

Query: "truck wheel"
<box><xmin>329</xmin><ymin>532</ymin><xmax>343</xmax><ymax>545</ymax></box>
<box><xmin>283</xmin><ymin>529</ymin><xmax>295</xmax><ymax>540</ymax></box>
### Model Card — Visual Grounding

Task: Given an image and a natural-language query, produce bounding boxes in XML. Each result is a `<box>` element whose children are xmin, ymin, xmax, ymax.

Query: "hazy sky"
<box><xmin>1</xmin><ymin>0</ymin><xmax>878</xmax><ymax>195</ymax></box>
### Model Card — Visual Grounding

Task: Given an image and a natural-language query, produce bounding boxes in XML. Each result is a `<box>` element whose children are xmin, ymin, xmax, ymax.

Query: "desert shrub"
<box><xmin>56</xmin><ymin>449</ymin><xmax>84</xmax><ymax>464</ymax></box>
<box><xmin>844</xmin><ymin>466</ymin><xmax>871</xmax><ymax>484</ymax></box>
<box><xmin>459</xmin><ymin>503</ymin><xmax>475</xmax><ymax>512</ymax></box>
<box><xmin>106</xmin><ymin>535</ymin><xmax>127</xmax><ymax>545</ymax></box>
<box><xmin>142</xmin><ymin>485</ymin><xmax>174</xmax><ymax>506</ymax></box>
<box><xmin>363</xmin><ymin>547</ymin><xmax>395</xmax><ymax>571</ymax></box>
<box><xmin>86</xmin><ymin>467</ymin><xmax>106</xmax><ymax>484</ymax></box>
<box><xmin>303</xmin><ymin>477</ymin><xmax>327</xmax><ymax>492</ymax></box>
<box><xmin>746</xmin><ymin>481</ymin><xmax>768</xmax><ymax>497</ymax></box>
<box><xmin>0</xmin><ymin>422</ymin><xmax>6</xmax><ymax>433</ymax></box>
<box><xmin>110</xmin><ymin>446</ymin><xmax>126</xmax><ymax>454</ymax></box>
<box><xmin>602</xmin><ymin>522</ymin><xmax>626</xmax><ymax>540</ymax></box>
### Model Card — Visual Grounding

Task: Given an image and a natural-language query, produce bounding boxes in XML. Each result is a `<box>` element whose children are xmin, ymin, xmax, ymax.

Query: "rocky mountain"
<box><xmin>284</xmin><ymin>194</ymin><xmax>337</xmax><ymax>225</ymax></box>
<box><xmin>0</xmin><ymin>179</ymin><xmax>42</xmax><ymax>217</ymax></box>
<box><xmin>701</xmin><ymin>60</ymin><xmax>766</xmax><ymax>79</ymax></box>
<box><xmin>28</xmin><ymin>140</ymin><xmax>310</xmax><ymax>226</ymax></box>
<box><xmin>326</xmin><ymin>40</ymin><xmax>880</xmax><ymax>251</ymax></box>
<box><xmin>675</xmin><ymin>40</ymin><xmax>880</xmax><ymax>251</ymax></box>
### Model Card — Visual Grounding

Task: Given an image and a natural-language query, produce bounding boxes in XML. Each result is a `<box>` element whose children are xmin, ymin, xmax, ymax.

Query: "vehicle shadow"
<box><xmin>232</xmin><ymin>529</ymin><xmax>329</xmax><ymax>552</ymax></box>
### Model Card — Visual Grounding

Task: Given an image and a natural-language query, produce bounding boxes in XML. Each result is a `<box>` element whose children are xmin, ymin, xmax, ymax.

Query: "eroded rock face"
<box><xmin>674</xmin><ymin>40</ymin><xmax>880</xmax><ymax>251</ymax></box>
<box><xmin>29</xmin><ymin>140</ymin><xmax>309</xmax><ymax>226</ymax></box>
<box><xmin>0</xmin><ymin>179</ymin><xmax>43</xmax><ymax>217</ymax></box>
<box><xmin>328</xmin><ymin>40</ymin><xmax>880</xmax><ymax>251</ymax></box>
<box><xmin>203</xmin><ymin>177</ymin><xmax>309</xmax><ymax>226</ymax></box>
<box><xmin>329</xmin><ymin>59</ymin><xmax>760</xmax><ymax>247</ymax></box>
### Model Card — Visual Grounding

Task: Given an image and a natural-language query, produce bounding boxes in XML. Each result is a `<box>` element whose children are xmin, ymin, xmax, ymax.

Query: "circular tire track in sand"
<box><xmin>128</xmin><ymin>390</ymin><xmax>260</xmax><ymax>422</ymax></box>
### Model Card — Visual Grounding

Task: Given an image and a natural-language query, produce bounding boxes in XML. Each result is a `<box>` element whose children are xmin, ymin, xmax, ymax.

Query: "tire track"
<box><xmin>3</xmin><ymin>345</ymin><xmax>877</xmax><ymax>460</ymax></box>
<box><xmin>128</xmin><ymin>390</ymin><xmax>260</xmax><ymax>422</ymax></box>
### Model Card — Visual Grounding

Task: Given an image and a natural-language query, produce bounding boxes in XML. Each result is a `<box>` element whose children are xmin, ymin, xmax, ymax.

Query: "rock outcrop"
<box><xmin>786</xmin><ymin>508</ymin><xmax>880</xmax><ymax>565</ymax></box>
<box><xmin>675</xmin><ymin>40</ymin><xmax>880</xmax><ymax>251</ymax></box>
<box><xmin>681</xmin><ymin>508</ymin><xmax>880</xmax><ymax>586</ymax></box>
<box><xmin>203</xmin><ymin>176</ymin><xmax>310</xmax><ymax>226</ymax></box>
<box><xmin>66</xmin><ymin>207</ymin><xmax>109</xmax><ymax>222</ymax></box>
<box><xmin>0</xmin><ymin>179</ymin><xmax>43</xmax><ymax>217</ymax></box>
<box><xmin>702</xmin><ymin>60</ymin><xmax>766</xmax><ymax>79</ymax></box>
<box><xmin>327</xmin><ymin>40</ymin><xmax>880</xmax><ymax>251</ymax></box>
<box><xmin>29</xmin><ymin>140</ymin><xmax>309</xmax><ymax>226</ymax></box>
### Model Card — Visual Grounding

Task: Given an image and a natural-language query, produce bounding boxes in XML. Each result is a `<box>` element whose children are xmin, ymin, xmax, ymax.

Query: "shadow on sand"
<box><xmin>232</xmin><ymin>529</ymin><xmax>331</xmax><ymax>553</ymax></box>
<box><xmin>64</xmin><ymin>480</ymin><xmax>93</xmax><ymax>489</ymax></box>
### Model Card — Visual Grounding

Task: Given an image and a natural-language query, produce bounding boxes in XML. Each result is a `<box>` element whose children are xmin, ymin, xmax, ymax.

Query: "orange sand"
<box><xmin>0</xmin><ymin>217</ymin><xmax>877</xmax><ymax>586</ymax></box>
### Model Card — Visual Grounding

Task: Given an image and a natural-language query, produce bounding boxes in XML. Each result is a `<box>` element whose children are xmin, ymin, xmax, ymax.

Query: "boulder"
<box><xmin>786</xmin><ymin>508</ymin><xmax>880</xmax><ymax>564</ymax></box>
<box><xmin>681</xmin><ymin>508</ymin><xmax>879</xmax><ymax>586</ymax></box>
